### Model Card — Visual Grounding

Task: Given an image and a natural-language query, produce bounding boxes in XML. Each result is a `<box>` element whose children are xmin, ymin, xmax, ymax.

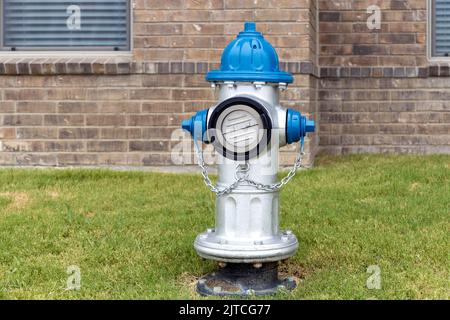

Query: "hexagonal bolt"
<box><xmin>224</xmin><ymin>81</ymin><xmax>236</xmax><ymax>89</ymax></box>
<box><xmin>253</xmin><ymin>81</ymin><xmax>265</xmax><ymax>89</ymax></box>
<box><xmin>253</xmin><ymin>263</ymin><xmax>263</xmax><ymax>269</ymax></box>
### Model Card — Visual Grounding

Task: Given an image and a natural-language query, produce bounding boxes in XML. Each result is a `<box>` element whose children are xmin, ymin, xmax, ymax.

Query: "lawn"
<box><xmin>0</xmin><ymin>154</ymin><xmax>448</xmax><ymax>300</ymax></box>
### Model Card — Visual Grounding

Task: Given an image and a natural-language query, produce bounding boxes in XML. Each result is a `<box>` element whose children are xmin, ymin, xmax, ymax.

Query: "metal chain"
<box><xmin>245</xmin><ymin>143</ymin><xmax>305</xmax><ymax>191</ymax></box>
<box><xmin>194</xmin><ymin>139</ymin><xmax>244</xmax><ymax>196</ymax></box>
<box><xmin>193</xmin><ymin>139</ymin><xmax>305</xmax><ymax>195</ymax></box>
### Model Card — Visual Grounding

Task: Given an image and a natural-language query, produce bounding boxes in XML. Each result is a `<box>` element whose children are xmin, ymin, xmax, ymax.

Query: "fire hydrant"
<box><xmin>182</xmin><ymin>22</ymin><xmax>315</xmax><ymax>296</ymax></box>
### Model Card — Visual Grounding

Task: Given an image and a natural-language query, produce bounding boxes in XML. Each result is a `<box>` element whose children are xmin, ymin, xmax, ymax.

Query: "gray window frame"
<box><xmin>431</xmin><ymin>0</ymin><xmax>450</xmax><ymax>58</ymax></box>
<box><xmin>0</xmin><ymin>0</ymin><xmax>131</xmax><ymax>52</ymax></box>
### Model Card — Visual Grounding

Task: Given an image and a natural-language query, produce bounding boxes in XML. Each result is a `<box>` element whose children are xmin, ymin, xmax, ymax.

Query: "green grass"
<box><xmin>0</xmin><ymin>154</ymin><xmax>448</xmax><ymax>300</ymax></box>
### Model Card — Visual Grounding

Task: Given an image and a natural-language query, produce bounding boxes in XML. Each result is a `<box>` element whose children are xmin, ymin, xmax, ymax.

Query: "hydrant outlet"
<box><xmin>181</xmin><ymin>109</ymin><xmax>209</xmax><ymax>142</ymax></box>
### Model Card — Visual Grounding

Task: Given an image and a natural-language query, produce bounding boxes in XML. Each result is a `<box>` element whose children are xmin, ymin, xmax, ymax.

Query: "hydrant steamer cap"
<box><xmin>208</xmin><ymin>96</ymin><xmax>272</xmax><ymax>161</ymax></box>
<box><xmin>206</xmin><ymin>22</ymin><xmax>294</xmax><ymax>84</ymax></box>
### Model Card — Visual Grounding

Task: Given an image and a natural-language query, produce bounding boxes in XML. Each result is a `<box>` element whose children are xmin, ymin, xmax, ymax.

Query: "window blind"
<box><xmin>434</xmin><ymin>0</ymin><xmax>450</xmax><ymax>56</ymax></box>
<box><xmin>2</xmin><ymin>0</ymin><xmax>130</xmax><ymax>50</ymax></box>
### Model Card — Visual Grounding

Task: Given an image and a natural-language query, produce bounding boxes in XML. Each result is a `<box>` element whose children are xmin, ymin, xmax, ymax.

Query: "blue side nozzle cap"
<box><xmin>206</xmin><ymin>22</ymin><xmax>294</xmax><ymax>84</ymax></box>
<box><xmin>181</xmin><ymin>109</ymin><xmax>209</xmax><ymax>142</ymax></box>
<box><xmin>286</xmin><ymin>109</ymin><xmax>315</xmax><ymax>144</ymax></box>
<box><xmin>181</xmin><ymin>119</ymin><xmax>193</xmax><ymax>133</ymax></box>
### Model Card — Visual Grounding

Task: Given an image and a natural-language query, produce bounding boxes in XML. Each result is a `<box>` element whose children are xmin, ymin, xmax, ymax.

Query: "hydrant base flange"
<box><xmin>196</xmin><ymin>262</ymin><xmax>296</xmax><ymax>297</ymax></box>
<box><xmin>195</xmin><ymin>229</ymin><xmax>299</xmax><ymax>263</ymax></box>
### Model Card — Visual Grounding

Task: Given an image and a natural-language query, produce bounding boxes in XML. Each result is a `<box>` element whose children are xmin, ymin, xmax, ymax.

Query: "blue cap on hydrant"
<box><xmin>286</xmin><ymin>109</ymin><xmax>316</xmax><ymax>144</ymax></box>
<box><xmin>181</xmin><ymin>109</ymin><xmax>209</xmax><ymax>142</ymax></box>
<box><xmin>206</xmin><ymin>22</ymin><xmax>294</xmax><ymax>84</ymax></box>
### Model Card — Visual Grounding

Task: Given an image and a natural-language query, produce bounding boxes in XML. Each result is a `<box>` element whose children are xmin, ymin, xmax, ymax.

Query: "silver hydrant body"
<box><xmin>182</xmin><ymin>22</ymin><xmax>315</xmax><ymax>296</ymax></box>
<box><xmin>194</xmin><ymin>83</ymin><xmax>298</xmax><ymax>263</ymax></box>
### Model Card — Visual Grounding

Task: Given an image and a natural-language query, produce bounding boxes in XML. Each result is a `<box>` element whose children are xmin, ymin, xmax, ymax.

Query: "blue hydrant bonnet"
<box><xmin>206</xmin><ymin>22</ymin><xmax>294</xmax><ymax>84</ymax></box>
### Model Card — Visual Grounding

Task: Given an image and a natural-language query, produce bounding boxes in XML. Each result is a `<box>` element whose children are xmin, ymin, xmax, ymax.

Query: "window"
<box><xmin>1</xmin><ymin>0</ymin><xmax>130</xmax><ymax>51</ymax></box>
<box><xmin>432</xmin><ymin>0</ymin><xmax>450</xmax><ymax>57</ymax></box>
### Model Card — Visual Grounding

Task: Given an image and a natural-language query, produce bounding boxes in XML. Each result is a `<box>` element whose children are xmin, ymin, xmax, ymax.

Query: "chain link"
<box><xmin>193</xmin><ymin>139</ymin><xmax>305</xmax><ymax>195</ymax></box>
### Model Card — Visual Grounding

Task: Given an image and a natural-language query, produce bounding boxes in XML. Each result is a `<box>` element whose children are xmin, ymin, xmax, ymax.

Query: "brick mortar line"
<box><xmin>1</xmin><ymin>111</ymin><xmax>447</xmax><ymax>115</ymax></box>
<box><xmin>2</xmin><ymin>60</ymin><xmax>450</xmax><ymax>79</ymax></box>
<box><xmin>3</xmin><ymin>133</ymin><xmax>448</xmax><ymax>140</ymax></box>
<box><xmin>321</xmin><ymin>123</ymin><xmax>448</xmax><ymax>125</ymax></box>
<box><xmin>0</xmin><ymin>146</ymin><xmax>444</xmax><ymax>154</ymax></box>
<box><xmin>0</xmin><ymin>60</ymin><xmax>320</xmax><ymax>77</ymax></box>
<box><xmin>318</xmin><ymin>144</ymin><xmax>449</xmax><ymax>146</ymax></box>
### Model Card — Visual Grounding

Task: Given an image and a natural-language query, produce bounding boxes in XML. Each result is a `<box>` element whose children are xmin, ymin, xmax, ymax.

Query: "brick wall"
<box><xmin>0</xmin><ymin>70</ymin><xmax>318</xmax><ymax>167</ymax></box>
<box><xmin>318</xmin><ymin>0</ymin><xmax>450</xmax><ymax>156</ymax></box>
<box><xmin>319</xmin><ymin>77</ymin><xmax>450</xmax><ymax>155</ymax></box>
<box><xmin>0</xmin><ymin>0</ymin><xmax>319</xmax><ymax>167</ymax></box>
<box><xmin>133</xmin><ymin>0</ymin><xmax>315</xmax><ymax>63</ymax></box>
<box><xmin>0</xmin><ymin>0</ymin><xmax>449</xmax><ymax>168</ymax></box>
<box><xmin>319</xmin><ymin>0</ymin><xmax>427</xmax><ymax>67</ymax></box>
